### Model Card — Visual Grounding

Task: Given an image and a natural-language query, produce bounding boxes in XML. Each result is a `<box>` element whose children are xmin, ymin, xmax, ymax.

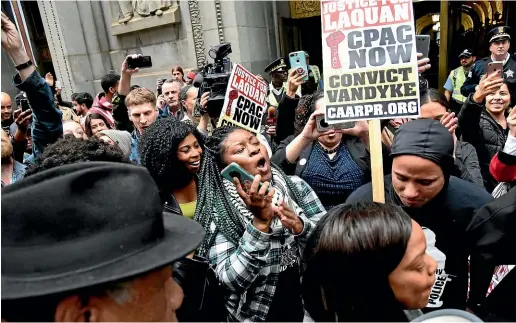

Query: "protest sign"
<box><xmin>217</xmin><ymin>64</ymin><xmax>268</xmax><ymax>134</ymax></box>
<box><xmin>321</xmin><ymin>0</ymin><xmax>420</xmax><ymax>123</ymax></box>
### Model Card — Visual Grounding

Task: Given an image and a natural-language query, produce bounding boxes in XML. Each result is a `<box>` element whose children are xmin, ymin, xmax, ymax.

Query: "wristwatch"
<box><xmin>15</xmin><ymin>60</ymin><xmax>33</xmax><ymax>71</ymax></box>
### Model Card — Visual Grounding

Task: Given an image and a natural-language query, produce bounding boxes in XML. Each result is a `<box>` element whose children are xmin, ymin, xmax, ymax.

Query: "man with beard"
<box><xmin>444</xmin><ymin>49</ymin><xmax>476</xmax><ymax>114</ymax></box>
<box><xmin>347</xmin><ymin>119</ymin><xmax>493</xmax><ymax>312</ymax></box>
<box><xmin>1</xmin><ymin>129</ymin><xmax>26</xmax><ymax>186</ymax></box>
<box><xmin>461</xmin><ymin>26</ymin><xmax>516</xmax><ymax>103</ymax></box>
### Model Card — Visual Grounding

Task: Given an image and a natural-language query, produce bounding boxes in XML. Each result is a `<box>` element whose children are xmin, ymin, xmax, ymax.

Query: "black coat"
<box><xmin>454</xmin><ymin>141</ymin><xmax>484</xmax><ymax>188</ymax></box>
<box><xmin>467</xmin><ymin>186</ymin><xmax>516</xmax><ymax>320</ymax></box>
<box><xmin>347</xmin><ymin>176</ymin><xmax>494</xmax><ymax>312</ymax></box>
<box><xmin>458</xmin><ymin>95</ymin><xmax>508</xmax><ymax>191</ymax></box>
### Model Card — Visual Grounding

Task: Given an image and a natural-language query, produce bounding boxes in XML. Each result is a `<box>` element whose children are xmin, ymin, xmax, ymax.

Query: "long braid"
<box><xmin>194</xmin><ymin>126</ymin><xmax>313</xmax><ymax>257</ymax></box>
<box><xmin>194</xmin><ymin>126</ymin><xmax>246</xmax><ymax>257</ymax></box>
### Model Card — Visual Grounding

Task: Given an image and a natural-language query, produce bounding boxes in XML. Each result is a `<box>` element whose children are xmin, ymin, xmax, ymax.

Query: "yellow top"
<box><xmin>179</xmin><ymin>200</ymin><xmax>197</xmax><ymax>219</ymax></box>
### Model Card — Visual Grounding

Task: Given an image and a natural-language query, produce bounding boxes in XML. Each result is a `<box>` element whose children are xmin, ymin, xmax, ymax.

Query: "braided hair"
<box><xmin>294</xmin><ymin>89</ymin><xmax>323</xmax><ymax>135</ymax></box>
<box><xmin>194</xmin><ymin>126</ymin><xmax>315</xmax><ymax>257</ymax></box>
<box><xmin>139</xmin><ymin>118</ymin><xmax>204</xmax><ymax>203</ymax></box>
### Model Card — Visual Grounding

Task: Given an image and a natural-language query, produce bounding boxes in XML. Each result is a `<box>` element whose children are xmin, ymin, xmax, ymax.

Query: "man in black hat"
<box><xmin>1</xmin><ymin>162</ymin><xmax>205</xmax><ymax>322</ymax></box>
<box><xmin>444</xmin><ymin>48</ymin><xmax>476</xmax><ymax>112</ymax></box>
<box><xmin>264</xmin><ymin>57</ymin><xmax>289</xmax><ymax>108</ymax></box>
<box><xmin>461</xmin><ymin>26</ymin><xmax>516</xmax><ymax>99</ymax></box>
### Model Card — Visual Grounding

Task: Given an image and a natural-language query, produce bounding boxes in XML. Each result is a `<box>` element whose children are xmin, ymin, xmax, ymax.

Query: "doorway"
<box><xmin>281</xmin><ymin>16</ymin><xmax>323</xmax><ymax>70</ymax></box>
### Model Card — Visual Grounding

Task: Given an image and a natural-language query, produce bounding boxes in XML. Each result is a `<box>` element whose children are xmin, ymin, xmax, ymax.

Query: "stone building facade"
<box><xmin>2</xmin><ymin>0</ymin><xmax>290</xmax><ymax>102</ymax></box>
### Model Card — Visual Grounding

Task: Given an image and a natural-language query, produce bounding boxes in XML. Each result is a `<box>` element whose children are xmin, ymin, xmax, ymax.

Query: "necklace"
<box><xmin>318</xmin><ymin>141</ymin><xmax>341</xmax><ymax>154</ymax></box>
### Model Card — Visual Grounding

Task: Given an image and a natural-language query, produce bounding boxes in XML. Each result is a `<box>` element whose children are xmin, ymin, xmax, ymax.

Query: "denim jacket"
<box><xmin>12</xmin><ymin>71</ymin><xmax>63</xmax><ymax>160</ymax></box>
<box><xmin>129</xmin><ymin>129</ymin><xmax>140</xmax><ymax>164</ymax></box>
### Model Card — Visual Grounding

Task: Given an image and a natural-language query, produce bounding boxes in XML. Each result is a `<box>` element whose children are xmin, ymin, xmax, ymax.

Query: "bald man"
<box><xmin>1</xmin><ymin>92</ymin><xmax>12</xmax><ymax>122</ymax></box>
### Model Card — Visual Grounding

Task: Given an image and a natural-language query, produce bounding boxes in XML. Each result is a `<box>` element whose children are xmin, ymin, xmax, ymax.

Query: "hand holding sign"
<box><xmin>225</xmin><ymin>90</ymin><xmax>239</xmax><ymax>116</ymax></box>
<box><xmin>326</xmin><ymin>30</ymin><xmax>345</xmax><ymax>69</ymax></box>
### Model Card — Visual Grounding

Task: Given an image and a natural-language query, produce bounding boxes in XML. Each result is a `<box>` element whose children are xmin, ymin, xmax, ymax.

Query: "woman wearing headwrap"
<box><xmin>194</xmin><ymin>126</ymin><xmax>326</xmax><ymax>322</ymax></box>
<box><xmin>347</xmin><ymin>119</ymin><xmax>493</xmax><ymax>312</ymax></box>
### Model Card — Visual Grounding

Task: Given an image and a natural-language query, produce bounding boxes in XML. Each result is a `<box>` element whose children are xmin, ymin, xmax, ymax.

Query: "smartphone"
<box><xmin>55</xmin><ymin>80</ymin><xmax>62</xmax><ymax>89</ymax></box>
<box><xmin>487</xmin><ymin>62</ymin><xmax>503</xmax><ymax>79</ymax></box>
<box><xmin>289</xmin><ymin>51</ymin><xmax>309</xmax><ymax>81</ymax></box>
<box><xmin>316</xmin><ymin>115</ymin><xmax>354</xmax><ymax>132</ymax></box>
<box><xmin>415</xmin><ymin>35</ymin><xmax>430</xmax><ymax>59</ymax></box>
<box><xmin>20</xmin><ymin>99</ymin><xmax>31</xmax><ymax>112</ymax></box>
<box><xmin>221</xmin><ymin>162</ymin><xmax>268</xmax><ymax>192</ymax></box>
<box><xmin>127</xmin><ymin>56</ymin><xmax>152</xmax><ymax>69</ymax></box>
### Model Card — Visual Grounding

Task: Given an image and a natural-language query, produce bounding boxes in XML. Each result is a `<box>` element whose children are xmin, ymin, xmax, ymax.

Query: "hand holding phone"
<box><xmin>289</xmin><ymin>51</ymin><xmax>309</xmax><ymax>81</ymax></box>
<box><xmin>487</xmin><ymin>62</ymin><xmax>503</xmax><ymax>79</ymax></box>
<box><xmin>316</xmin><ymin>115</ymin><xmax>355</xmax><ymax>132</ymax></box>
<box><xmin>20</xmin><ymin>99</ymin><xmax>31</xmax><ymax>112</ymax></box>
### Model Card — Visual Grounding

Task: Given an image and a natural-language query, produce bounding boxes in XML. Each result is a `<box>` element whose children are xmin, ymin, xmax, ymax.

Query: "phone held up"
<box><xmin>487</xmin><ymin>62</ymin><xmax>503</xmax><ymax>79</ymax></box>
<box><xmin>316</xmin><ymin>115</ymin><xmax>354</xmax><ymax>132</ymax></box>
<box><xmin>221</xmin><ymin>162</ymin><xmax>269</xmax><ymax>193</ymax></box>
<box><xmin>289</xmin><ymin>51</ymin><xmax>309</xmax><ymax>81</ymax></box>
<box><xmin>127</xmin><ymin>56</ymin><xmax>153</xmax><ymax>69</ymax></box>
<box><xmin>415</xmin><ymin>35</ymin><xmax>430</xmax><ymax>60</ymax></box>
<box><xmin>20</xmin><ymin>98</ymin><xmax>31</xmax><ymax>112</ymax></box>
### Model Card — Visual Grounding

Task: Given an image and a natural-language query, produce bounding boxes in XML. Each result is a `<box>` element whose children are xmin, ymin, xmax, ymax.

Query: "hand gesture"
<box><xmin>45</xmin><ymin>72</ymin><xmax>55</xmax><ymax>87</ymax></box>
<box><xmin>1</xmin><ymin>12</ymin><xmax>22</xmax><ymax>53</ymax></box>
<box><xmin>508</xmin><ymin>107</ymin><xmax>516</xmax><ymax>137</ymax></box>
<box><xmin>156</xmin><ymin>94</ymin><xmax>165</xmax><ymax>110</ymax></box>
<box><xmin>234</xmin><ymin>175</ymin><xmax>276</xmax><ymax>232</ymax></box>
<box><xmin>156</xmin><ymin>78</ymin><xmax>165</xmax><ymax>91</ymax></box>
<box><xmin>121</xmin><ymin>54</ymin><xmax>140</xmax><ymax>75</ymax></box>
<box><xmin>266</xmin><ymin>125</ymin><xmax>276</xmax><ymax>136</ymax></box>
<box><xmin>275</xmin><ymin>201</ymin><xmax>303</xmax><ymax>235</ymax></box>
<box><xmin>417</xmin><ymin>53</ymin><xmax>431</xmax><ymax>74</ymax></box>
<box><xmin>200</xmin><ymin>91</ymin><xmax>210</xmax><ymax>110</ymax></box>
<box><xmin>473</xmin><ymin>73</ymin><xmax>505</xmax><ymax>103</ymax></box>
<box><xmin>13</xmin><ymin>109</ymin><xmax>32</xmax><ymax>131</ymax></box>
<box><xmin>440</xmin><ymin>111</ymin><xmax>458</xmax><ymax>158</ymax></box>
<box><xmin>341</xmin><ymin>120</ymin><xmax>369</xmax><ymax>137</ymax></box>
<box><xmin>286</xmin><ymin>69</ymin><xmax>304</xmax><ymax>97</ymax></box>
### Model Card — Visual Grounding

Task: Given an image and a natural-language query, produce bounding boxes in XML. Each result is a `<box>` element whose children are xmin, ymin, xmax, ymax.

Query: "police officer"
<box><xmin>264</xmin><ymin>57</ymin><xmax>289</xmax><ymax>108</ymax></box>
<box><xmin>444</xmin><ymin>48</ymin><xmax>476</xmax><ymax>114</ymax></box>
<box><xmin>461</xmin><ymin>26</ymin><xmax>516</xmax><ymax>102</ymax></box>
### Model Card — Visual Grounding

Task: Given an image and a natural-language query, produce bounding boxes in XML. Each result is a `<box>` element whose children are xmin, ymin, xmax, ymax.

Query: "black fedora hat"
<box><xmin>1</xmin><ymin>162</ymin><xmax>205</xmax><ymax>300</ymax></box>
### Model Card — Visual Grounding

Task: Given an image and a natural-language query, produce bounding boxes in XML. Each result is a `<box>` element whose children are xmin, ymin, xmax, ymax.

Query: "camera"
<box><xmin>194</xmin><ymin>42</ymin><xmax>233</xmax><ymax>118</ymax></box>
<box><xmin>315</xmin><ymin>115</ymin><xmax>355</xmax><ymax>132</ymax></box>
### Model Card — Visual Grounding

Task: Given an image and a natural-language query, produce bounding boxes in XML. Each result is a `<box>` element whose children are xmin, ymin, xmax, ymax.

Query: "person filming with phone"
<box><xmin>272</xmin><ymin>90</ymin><xmax>388</xmax><ymax>210</ymax></box>
<box><xmin>193</xmin><ymin>125</ymin><xmax>326</xmax><ymax>322</ymax></box>
<box><xmin>461</xmin><ymin>26</ymin><xmax>516</xmax><ymax>99</ymax></box>
<box><xmin>458</xmin><ymin>70</ymin><xmax>512</xmax><ymax>192</ymax></box>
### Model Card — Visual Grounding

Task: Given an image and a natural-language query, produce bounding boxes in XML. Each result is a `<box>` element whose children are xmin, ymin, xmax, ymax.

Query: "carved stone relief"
<box><xmin>188</xmin><ymin>0</ymin><xmax>206</xmax><ymax>68</ymax></box>
<box><xmin>116</xmin><ymin>0</ymin><xmax>176</xmax><ymax>24</ymax></box>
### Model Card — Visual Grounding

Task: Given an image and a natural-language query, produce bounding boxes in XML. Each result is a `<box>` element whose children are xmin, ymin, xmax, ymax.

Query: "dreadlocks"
<box><xmin>139</xmin><ymin>118</ymin><xmax>204</xmax><ymax>203</ymax></box>
<box><xmin>194</xmin><ymin>126</ymin><xmax>315</xmax><ymax>257</ymax></box>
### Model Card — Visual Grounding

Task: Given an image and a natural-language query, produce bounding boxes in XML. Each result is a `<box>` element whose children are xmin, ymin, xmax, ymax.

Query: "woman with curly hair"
<box><xmin>139</xmin><ymin>118</ymin><xmax>204</xmax><ymax>219</ymax></box>
<box><xmin>194</xmin><ymin>125</ymin><xmax>326</xmax><ymax>322</ymax></box>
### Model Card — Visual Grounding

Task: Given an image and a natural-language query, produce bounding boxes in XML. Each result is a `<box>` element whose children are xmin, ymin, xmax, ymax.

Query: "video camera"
<box><xmin>193</xmin><ymin>42</ymin><xmax>233</xmax><ymax>118</ymax></box>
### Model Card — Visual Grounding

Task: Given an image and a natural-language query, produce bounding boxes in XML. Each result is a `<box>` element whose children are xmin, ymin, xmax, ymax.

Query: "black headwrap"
<box><xmin>391</xmin><ymin>119</ymin><xmax>454</xmax><ymax>177</ymax></box>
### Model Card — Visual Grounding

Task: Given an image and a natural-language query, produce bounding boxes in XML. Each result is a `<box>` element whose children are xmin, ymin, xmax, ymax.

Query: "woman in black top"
<box><xmin>303</xmin><ymin>202</ymin><xmax>437</xmax><ymax>322</ymax></box>
<box><xmin>272</xmin><ymin>90</ymin><xmax>390</xmax><ymax>210</ymax></box>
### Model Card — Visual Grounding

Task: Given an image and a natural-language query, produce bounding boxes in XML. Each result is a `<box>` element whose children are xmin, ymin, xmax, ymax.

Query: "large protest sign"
<box><xmin>321</xmin><ymin>0</ymin><xmax>420</xmax><ymax>123</ymax></box>
<box><xmin>217</xmin><ymin>64</ymin><xmax>268</xmax><ymax>134</ymax></box>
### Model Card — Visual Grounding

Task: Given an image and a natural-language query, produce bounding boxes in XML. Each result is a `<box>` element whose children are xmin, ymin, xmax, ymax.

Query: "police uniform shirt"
<box><xmin>460</xmin><ymin>54</ymin><xmax>516</xmax><ymax>99</ymax></box>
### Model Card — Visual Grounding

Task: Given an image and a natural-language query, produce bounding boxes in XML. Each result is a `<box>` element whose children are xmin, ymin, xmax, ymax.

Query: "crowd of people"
<box><xmin>2</xmin><ymin>10</ymin><xmax>516</xmax><ymax>323</ymax></box>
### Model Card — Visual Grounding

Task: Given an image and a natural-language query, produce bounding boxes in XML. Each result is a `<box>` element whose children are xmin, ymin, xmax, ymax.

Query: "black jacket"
<box><xmin>458</xmin><ymin>95</ymin><xmax>508</xmax><ymax>191</ymax></box>
<box><xmin>467</xmin><ymin>186</ymin><xmax>516</xmax><ymax>319</ymax></box>
<box><xmin>274</xmin><ymin>94</ymin><xmax>300</xmax><ymax>145</ymax></box>
<box><xmin>347</xmin><ymin>176</ymin><xmax>494</xmax><ymax>312</ymax></box>
<box><xmin>454</xmin><ymin>141</ymin><xmax>484</xmax><ymax>188</ymax></box>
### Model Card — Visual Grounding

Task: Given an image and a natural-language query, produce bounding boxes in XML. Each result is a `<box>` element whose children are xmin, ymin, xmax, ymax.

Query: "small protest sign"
<box><xmin>217</xmin><ymin>64</ymin><xmax>268</xmax><ymax>134</ymax></box>
<box><xmin>321</xmin><ymin>0</ymin><xmax>420</xmax><ymax>123</ymax></box>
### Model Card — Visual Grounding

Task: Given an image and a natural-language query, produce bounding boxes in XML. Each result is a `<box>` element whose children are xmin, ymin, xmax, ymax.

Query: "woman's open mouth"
<box><xmin>189</xmin><ymin>160</ymin><xmax>200</xmax><ymax>167</ymax></box>
<box><xmin>256</xmin><ymin>157</ymin><xmax>268</xmax><ymax>172</ymax></box>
